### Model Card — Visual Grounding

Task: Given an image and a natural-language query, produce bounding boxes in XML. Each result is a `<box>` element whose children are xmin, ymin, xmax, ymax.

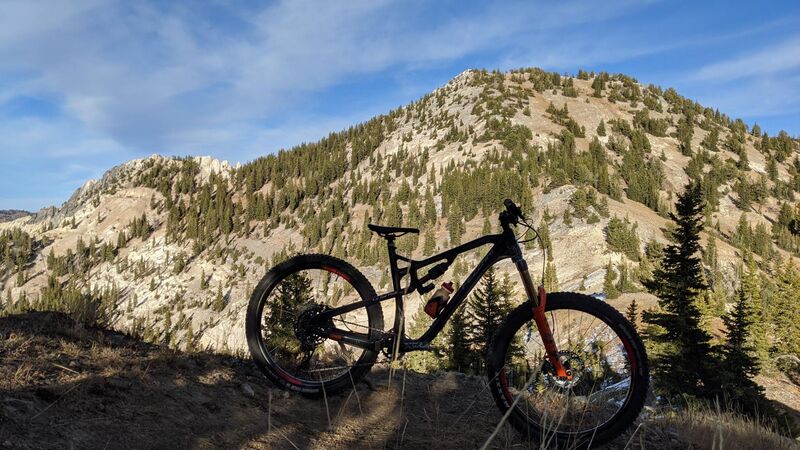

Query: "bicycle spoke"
<box><xmin>257</xmin><ymin>267</ymin><xmax>376</xmax><ymax>384</ymax></box>
<box><xmin>505</xmin><ymin>307</ymin><xmax>633</xmax><ymax>434</ymax></box>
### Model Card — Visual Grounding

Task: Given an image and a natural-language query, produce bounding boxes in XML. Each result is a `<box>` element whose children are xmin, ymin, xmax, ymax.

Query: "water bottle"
<box><xmin>424</xmin><ymin>281</ymin><xmax>454</xmax><ymax>318</ymax></box>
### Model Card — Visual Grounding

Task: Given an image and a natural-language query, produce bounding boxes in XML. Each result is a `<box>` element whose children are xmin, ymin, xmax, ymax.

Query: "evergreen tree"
<box><xmin>423</xmin><ymin>228</ymin><xmax>436</xmax><ymax>256</ymax></box>
<box><xmin>424</xmin><ymin>190</ymin><xmax>437</xmax><ymax>226</ymax></box>
<box><xmin>616</xmin><ymin>260</ymin><xmax>636</xmax><ymax>293</ymax></box>
<box><xmin>720</xmin><ymin>287</ymin><xmax>766</xmax><ymax>412</ymax></box>
<box><xmin>605</xmin><ymin>216</ymin><xmax>641</xmax><ymax>261</ymax></box>
<box><xmin>447</xmin><ymin>202</ymin><xmax>465</xmax><ymax>246</ymax></box>
<box><xmin>538</xmin><ymin>217</ymin><xmax>553</xmax><ymax>261</ymax></box>
<box><xmin>676</xmin><ymin>115</ymin><xmax>694</xmax><ymax>156</ymax></box>
<box><xmin>448</xmin><ymin>308</ymin><xmax>476</xmax><ymax>373</ymax></box>
<box><xmin>604</xmin><ymin>261</ymin><xmax>620</xmax><ymax>299</ymax></box>
<box><xmin>481</xmin><ymin>217</ymin><xmax>491</xmax><ymax>235</ymax></box>
<box><xmin>596</xmin><ymin>119</ymin><xmax>607</xmax><ymax>137</ymax></box>
<box><xmin>264</xmin><ymin>273</ymin><xmax>312</xmax><ymax>357</ymax></box>
<box><xmin>625</xmin><ymin>299</ymin><xmax>639</xmax><ymax>332</ymax></box>
<box><xmin>466</xmin><ymin>268</ymin><xmax>517</xmax><ymax>370</ymax></box>
<box><xmin>771</xmin><ymin>261</ymin><xmax>800</xmax><ymax>357</ymax></box>
<box><xmin>543</xmin><ymin>262</ymin><xmax>559</xmax><ymax>292</ymax></box>
<box><xmin>740</xmin><ymin>257</ymin><xmax>770</xmax><ymax>365</ymax></box>
<box><xmin>212</xmin><ymin>282</ymin><xmax>226</xmax><ymax>312</ymax></box>
<box><xmin>642</xmin><ymin>183</ymin><xmax>720</xmax><ymax>400</ymax></box>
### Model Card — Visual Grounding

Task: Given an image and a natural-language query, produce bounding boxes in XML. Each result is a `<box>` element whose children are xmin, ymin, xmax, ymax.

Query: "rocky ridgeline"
<box><xmin>0</xmin><ymin>68</ymin><xmax>797</xmax><ymax>355</ymax></box>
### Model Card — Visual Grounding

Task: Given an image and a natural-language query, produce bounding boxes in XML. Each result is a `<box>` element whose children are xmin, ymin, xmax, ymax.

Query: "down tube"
<box><xmin>417</xmin><ymin>246</ymin><xmax>507</xmax><ymax>343</ymax></box>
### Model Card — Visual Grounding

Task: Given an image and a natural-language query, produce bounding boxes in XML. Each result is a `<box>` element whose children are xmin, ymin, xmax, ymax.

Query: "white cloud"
<box><xmin>693</xmin><ymin>36</ymin><xmax>800</xmax><ymax>81</ymax></box>
<box><xmin>0</xmin><ymin>0</ymin><xmax>650</xmax><ymax>155</ymax></box>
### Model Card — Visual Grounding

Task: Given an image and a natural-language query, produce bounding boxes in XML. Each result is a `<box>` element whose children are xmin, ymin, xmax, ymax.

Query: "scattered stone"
<box><xmin>108</xmin><ymin>378</ymin><xmax>132</xmax><ymax>390</ymax></box>
<box><xmin>2</xmin><ymin>398</ymin><xmax>36</xmax><ymax>418</ymax></box>
<box><xmin>241</xmin><ymin>382</ymin><xmax>255</xmax><ymax>398</ymax></box>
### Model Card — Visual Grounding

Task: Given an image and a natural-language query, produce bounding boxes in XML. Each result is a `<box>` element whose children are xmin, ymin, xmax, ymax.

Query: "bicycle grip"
<box><xmin>503</xmin><ymin>199</ymin><xmax>525</xmax><ymax>221</ymax></box>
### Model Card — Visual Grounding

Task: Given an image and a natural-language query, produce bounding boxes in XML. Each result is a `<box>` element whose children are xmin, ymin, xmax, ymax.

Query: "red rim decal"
<box><xmin>500</xmin><ymin>368</ymin><xmax>514</xmax><ymax>405</ymax></box>
<box><xmin>322</xmin><ymin>266</ymin><xmax>351</xmax><ymax>282</ymax></box>
<box><xmin>622</xmin><ymin>337</ymin><xmax>637</xmax><ymax>374</ymax></box>
<box><xmin>278</xmin><ymin>369</ymin><xmax>302</xmax><ymax>386</ymax></box>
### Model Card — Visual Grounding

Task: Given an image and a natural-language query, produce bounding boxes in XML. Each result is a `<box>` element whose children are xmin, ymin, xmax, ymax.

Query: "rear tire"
<box><xmin>487</xmin><ymin>292</ymin><xmax>649</xmax><ymax>448</ymax></box>
<box><xmin>246</xmin><ymin>254</ymin><xmax>383</xmax><ymax>397</ymax></box>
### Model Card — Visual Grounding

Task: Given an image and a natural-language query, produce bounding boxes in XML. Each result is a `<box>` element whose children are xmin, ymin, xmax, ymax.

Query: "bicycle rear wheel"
<box><xmin>246</xmin><ymin>254</ymin><xmax>384</xmax><ymax>396</ymax></box>
<box><xmin>487</xmin><ymin>292</ymin><xmax>649</xmax><ymax>448</ymax></box>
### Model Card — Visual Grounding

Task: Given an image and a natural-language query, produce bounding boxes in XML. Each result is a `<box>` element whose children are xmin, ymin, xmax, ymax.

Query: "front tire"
<box><xmin>487</xmin><ymin>292</ymin><xmax>649</xmax><ymax>448</ymax></box>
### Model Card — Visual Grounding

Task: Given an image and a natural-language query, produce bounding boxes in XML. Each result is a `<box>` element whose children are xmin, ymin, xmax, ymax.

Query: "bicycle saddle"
<box><xmin>367</xmin><ymin>223</ymin><xmax>419</xmax><ymax>237</ymax></box>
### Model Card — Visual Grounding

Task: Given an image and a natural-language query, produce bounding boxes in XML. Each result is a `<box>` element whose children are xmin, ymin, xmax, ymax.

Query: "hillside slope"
<box><xmin>0</xmin><ymin>67</ymin><xmax>798</xmax><ymax>356</ymax></box>
<box><xmin>3</xmin><ymin>312</ymin><xmax>798</xmax><ymax>449</ymax></box>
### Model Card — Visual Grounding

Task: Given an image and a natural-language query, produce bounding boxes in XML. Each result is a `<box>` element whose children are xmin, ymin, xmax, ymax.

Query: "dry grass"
<box><xmin>3</xmin><ymin>311</ymin><xmax>799</xmax><ymax>450</ymax></box>
<box><xmin>649</xmin><ymin>402</ymin><xmax>798</xmax><ymax>450</ymax></box>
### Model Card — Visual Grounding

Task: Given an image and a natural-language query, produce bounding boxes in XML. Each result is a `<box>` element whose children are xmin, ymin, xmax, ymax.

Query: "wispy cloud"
<box><xmin>693</xmin><ymin>35</ymin><xmax>800</xmax><ymax>81</ymax></box>
<box><xmin>0</xmin><ymin>0</ymin><xmax>651</xmax><ymax>155</ymax></box>
<box><xmin>0</xmin><ymin>0</ymin><xmax>798</xmax><ymax>210</ymax></box>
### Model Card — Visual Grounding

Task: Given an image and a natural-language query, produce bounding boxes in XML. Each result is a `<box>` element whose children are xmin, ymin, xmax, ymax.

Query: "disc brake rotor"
<box><xmin>539</xmin><ymin>350</ymin><xmax>586</xmax><ymax>389</ymax></box>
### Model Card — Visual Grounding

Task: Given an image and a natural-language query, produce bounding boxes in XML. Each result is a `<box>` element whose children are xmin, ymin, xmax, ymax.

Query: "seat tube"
<box><xmin>386</xmin><ymin>238</ymin><xmax>405</xmax><ymax>337</ymax></box>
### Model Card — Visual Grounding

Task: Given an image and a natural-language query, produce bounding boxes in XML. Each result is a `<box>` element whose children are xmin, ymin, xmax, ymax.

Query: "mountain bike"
<box><xmin>246</xmin><ymin>199</ymin><xmax>649</xmax><ymax>447</ymax></box>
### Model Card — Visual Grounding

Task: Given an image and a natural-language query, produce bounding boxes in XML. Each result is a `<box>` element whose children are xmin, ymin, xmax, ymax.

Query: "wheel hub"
<box><xmin>541</xmin><ymin>350</ymin><xmax>586</xmax><ymax>389</ymax></box>
<box><xmin>294</xmin><ymin>304</ymin><xmax>332</xmax><ymax>351</ymax></box>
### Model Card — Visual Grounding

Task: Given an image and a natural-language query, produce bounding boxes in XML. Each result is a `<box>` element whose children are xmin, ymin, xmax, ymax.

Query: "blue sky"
<box><xmin>1</xmin><ymin>0</ymin><xmax>798</xmax><ymax>211</ymax></box>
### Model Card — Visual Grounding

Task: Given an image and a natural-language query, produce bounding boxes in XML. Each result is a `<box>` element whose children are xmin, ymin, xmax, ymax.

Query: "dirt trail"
<box><xmin>0</xmin><ymin>313</ymin><xmax>794</xmax><ymax>449</ymax></box>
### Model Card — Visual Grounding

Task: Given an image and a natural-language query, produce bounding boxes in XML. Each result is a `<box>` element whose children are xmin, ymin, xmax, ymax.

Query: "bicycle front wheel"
<box><xmin>246</xmin><ymin>254</ymin><xmax>384</xmax><ymax>396</ymax></box>
<box><xmin>487</xmin><ymin>292</ymin><xmax>649</xmax><ymax>448</ymax></box>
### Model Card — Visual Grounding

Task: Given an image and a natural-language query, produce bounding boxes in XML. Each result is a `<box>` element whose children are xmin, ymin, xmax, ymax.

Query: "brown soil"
<box><xmin>0</xmin><ymin>313</ymin><xmax>795</xmax><ymax>449</ymax></box>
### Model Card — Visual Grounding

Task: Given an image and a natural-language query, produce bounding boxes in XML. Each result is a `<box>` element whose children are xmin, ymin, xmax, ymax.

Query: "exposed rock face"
<box><xmin>0</xmin><ymin>68</ymin><xmax>797</xmax><ymax>355</ymax></box>
<box><xmin>0</xmin><ymin>210</ymin><xmax>30</xmax><ymax>223</ymax></box>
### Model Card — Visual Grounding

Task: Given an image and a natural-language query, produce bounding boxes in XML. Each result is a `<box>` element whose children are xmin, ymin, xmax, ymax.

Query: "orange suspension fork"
<box><xmin>513</xmin><ymin>243</ymin><xmax>570</xmax><ymax>380</ymax></box>
<box><xmin>532</xmin><ymin>285</ymin><xmax>570</xmax><ymax>379</ymax></box>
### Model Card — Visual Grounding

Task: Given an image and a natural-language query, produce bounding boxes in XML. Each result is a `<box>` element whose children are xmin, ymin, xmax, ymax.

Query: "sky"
<box><xmin>1</xmin><ymin>0</ymin><xmax>799</xmax><ymax>211</ymax></box>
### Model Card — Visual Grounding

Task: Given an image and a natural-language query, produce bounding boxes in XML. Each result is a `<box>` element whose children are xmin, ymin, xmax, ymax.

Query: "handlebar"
<box><xmin>503</xmin><ymin>198</ymin><xmax>526</xmax><ymax>223</ymax></box>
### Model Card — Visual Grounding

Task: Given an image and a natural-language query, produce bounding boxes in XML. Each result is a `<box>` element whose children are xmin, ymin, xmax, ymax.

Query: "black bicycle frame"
<box><xmin>319</xmin><ymin>218</ymin><xmax>542</xmax><ymax>354</ymax></box>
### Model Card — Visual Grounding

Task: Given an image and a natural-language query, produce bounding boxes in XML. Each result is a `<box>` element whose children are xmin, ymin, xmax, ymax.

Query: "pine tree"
<box><xmin>642</xmin><ymin>183</ymin><xmax>720</xmax><ymax>400</ymax></box>
<box><xmin>677</xmin><ymin>115</ymin><xmax>694</xmax><ymax>156</ymax></box>
<box><xmin>596</xmin><ymin>119</ymin><xmax>606</xmax><ymax>137</ymax></box>
<box><xmin>200</xmin><ymin>269</ymin><xmax>209</xmax><ymax>290</ymax></box>
<box><xmin>466</xmin><ymin>268</ymin><xmax>517</xmax><ymax>370</ymax></box>
<box><xmin>740</xmin><ymin>256</ymin><xmax>770</xmax><ymax>365</ymax></box>
<box><xmin>423</xmin><ymin>228</ymin><xmax>436</xmax><ymax>256</ymax></box>
<box><xmin>264</xmin><ymin>273</ymin><xmax>312</xmax><ymax>357</ymax></box>
<box><xmin>447</xmin><ymin>202</ymin><xmax>465</xmax><ymax>246</ymax></box>
<box><xmin>448</xmin><ymin>308</ymin><xmax>476</xmax><ymax>373</ymax></box>
<box><xmin>720</xmin><ymin>287</ymin><xmax>766</xmax><ymax>412</ymax></box>
<box><xmin>605</xmin><ymin>216</ymin><xmax>641</xmax><ymax>261</ymax></box>
<box><xmin>212</xmin><ymin>282</ymin><xmax>226</xmax><ymax>312</ymax></box>
<box><xmin>424</xmin><ymin>189</ymin><xmax>437</xmax><ymax>226</ymax></box>
<box><xmin>538</xmin><ymin>217</ymin><xmax>553</xmax><ymax>261</ymax></box>
<box><xmin>625</xmin><ymin>299</ymin><xmax>639</xmax><ymax>332</ymax></box>
<box><xmin>771</xmin><ymin>261</ymin><xmax>800</xmax><ymax>357</ymax></box>
<box><xmin>604</xmin><ymin>261</ymin><xmax>620</xmax><ymax>299</ymax></box>
<box><xmin>481</xmin><ymin>217</ymin><xmax>492</xmax><ymax>235</ymax></box>
<box><xmin>543</xmin><ymin>262</ymin><xmax>559</xmax><ymax>292</ymax></box>
<box><xmin>616</xmin><ymin>260</ymin><xmax>636</xmax><ymax>293</ymax></box>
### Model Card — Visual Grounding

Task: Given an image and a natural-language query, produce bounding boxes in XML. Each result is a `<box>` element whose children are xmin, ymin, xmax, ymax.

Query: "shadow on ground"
<box><xmin>1</xmin><ymin>312</ymin><xmax>795</xmax><ymax>449</ymax></box>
